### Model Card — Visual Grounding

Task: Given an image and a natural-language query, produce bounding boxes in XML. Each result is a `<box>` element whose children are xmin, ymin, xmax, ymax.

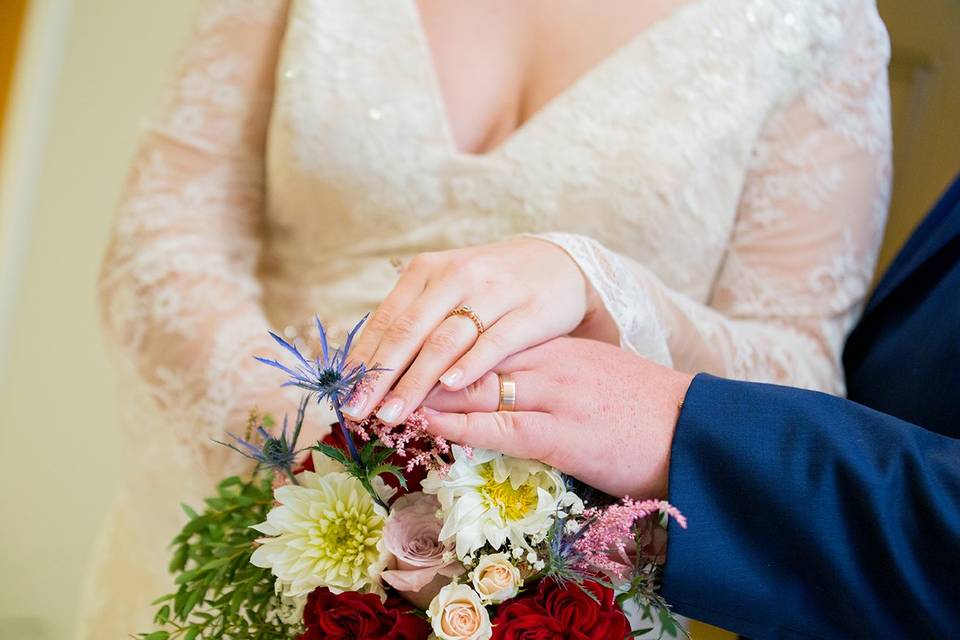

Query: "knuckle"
<box><xmin>479</xmin><ymin>330</ymin><xmax>512</xmax><ymax>354</ymax></box>
<box><xmin>478</xmin><ymin>275</ymin><xmax>500</xmax><ymax>291</ymax></box>
<box><xmin>367</xmin><ymin>308</ymin><xmax>395</xmax><ymax>334</ymax></box>
<box><xmin>426</xmin><ymin>329</ymin><xmax>461</xmax><ymax>355</ymax></box>
<box><xmin>491</xmin><ymin>412</ymin><xmax>516</xmax><ymax>438</ymax></box>
<box><xmin>386</xmin><ymin>313</ymin><xmax>419</xmax><ymax>343</ymax></box>
<box><xmin>408</xmin><ymin>253</ymin><xmax>429</xmax><ymax>270</ymax></box>
<box><xmin>524</xmin><ymin>297</ymin><xmax>547</xmax><ymax>317</ymax></box>
<box><xmin>409</xmin><ymin>251</ymin><xmax>441</xmax><ymax>271</ymax></box>
<box><xmin>550</xmin><ymin>373</ymin><xmax>578</xmax><ymax>388</ymax></box>
<box><xmin>463</xmin><ymin>376</ymin><xmax>490</xmax><ymax>405</ymax></box>
<box><xmin>512</xmin><ymin>415</ymin><xmax>551</xmax><ymax>459</ymax></box>
<box><xmin>395</xmin><ymin>371</ymin><xmax>429</xmax><ymax>396</ymax></box>
<box><xmin>533</xmin><ymin>434</ymin><xmax>560</xmax><ymax>466</ymax></box>
<box><xmin>456</xmin><ymin>257</ymin><xmax>488</xmax><ymax>282</ymax></box>
<box><xmin>464</xmin><ymin>413</ymin><xmax>484</xmax><ymax>434</ymax></box>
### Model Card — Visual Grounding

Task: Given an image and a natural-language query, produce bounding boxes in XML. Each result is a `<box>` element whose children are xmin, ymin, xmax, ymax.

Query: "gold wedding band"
<box><xmin>497</xmin><ymin>374</ymin><xmax>517</xmax><ymax>412</ymax></box>
<box><xmin>446</xmin><ymin>305</ymin><xmax>485</xmax><ymax>335</ymax></box>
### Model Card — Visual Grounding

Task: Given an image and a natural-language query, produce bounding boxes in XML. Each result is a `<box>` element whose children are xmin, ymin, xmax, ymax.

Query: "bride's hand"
<box><xmin>421</xmin><ymin>337</ymin><xmax>693</xmax><ymax>498</ymax></box>
<box><xmin>342</xmin><ymin>237</ymin><xmax>615</xmax><ymax>425</ymax></box>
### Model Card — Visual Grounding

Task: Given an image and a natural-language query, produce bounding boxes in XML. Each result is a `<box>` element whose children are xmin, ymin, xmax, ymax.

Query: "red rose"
<box><xmin>299</xmin><ymin>587</ymin><xmax>431</xmax><ymax>640</ymax></box>
<box><xmin>491</xmin><ymin>580</ymin><xmax>629</xmax><ymax>640</ymax></box>
<box><xmin>491</xmin><ymin>599</ymin><xmax>565</xmax><ymax>640</ymax></box>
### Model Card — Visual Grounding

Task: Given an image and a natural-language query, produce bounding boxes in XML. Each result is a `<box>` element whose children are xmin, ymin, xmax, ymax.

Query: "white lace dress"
<box><xmin>83</xmin><ymin>0</ymin><xmax>891</xmax><ymax>636</ymax></box>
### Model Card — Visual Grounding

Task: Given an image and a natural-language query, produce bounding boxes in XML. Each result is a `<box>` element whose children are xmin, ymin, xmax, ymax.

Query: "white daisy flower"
<box><xmin>421</xmin><ymin>447</ymin><xmax>567</xmax><ymax>559</ymax></box>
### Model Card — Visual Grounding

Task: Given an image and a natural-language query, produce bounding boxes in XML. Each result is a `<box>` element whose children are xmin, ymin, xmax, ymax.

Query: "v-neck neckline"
<box><xmin>404</xmin><ymin>0</ymin><xmax>709</xmax><ymax>160</ymax></box>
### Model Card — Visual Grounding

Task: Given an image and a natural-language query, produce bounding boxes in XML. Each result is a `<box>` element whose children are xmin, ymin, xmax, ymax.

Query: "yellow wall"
<box><xmin>0</xmin><ymin>2</ymin><xmax>956</xmax><ymax>639</ymax></box>
<box><xmin>0</xmin><ymin>2</ymin><xmax>201</xmax><ymax>638</ymax></box>
<box><xmin>0</xmin><ymin>0</ymin><xmax>28</xmax><ymax>162</ymax></box>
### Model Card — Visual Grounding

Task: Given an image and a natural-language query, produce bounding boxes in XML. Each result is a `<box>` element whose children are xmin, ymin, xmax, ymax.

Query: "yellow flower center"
<box><xmin>310</xmin><ymin>498</ymin><xmax>383</xmax><ymax>579</ymax></box>
<box><xmin>479</xmin><ymin>464</ymin><xmax>538</xmax><ymax>521</ymax></box>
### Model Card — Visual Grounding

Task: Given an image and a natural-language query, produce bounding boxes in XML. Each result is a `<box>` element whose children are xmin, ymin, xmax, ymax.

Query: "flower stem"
<box><xmin>290</xmin><ymin>395</ymin><xmax>309</xmax><ymax>450</ymax></box>
<box><xmin>332</xmin><ymin>396</ymin><xmax>390</xmax><ymax>512</ymax></box>
<box><xmin>332</xmin><ymin>397</ymin><xmax>362</xmax><ymax>464</ymax></box>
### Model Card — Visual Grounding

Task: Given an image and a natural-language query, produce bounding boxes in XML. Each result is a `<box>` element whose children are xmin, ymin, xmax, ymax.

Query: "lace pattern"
<box><xmin>82</xmin><ymin>0</ymin><xmax>892</xmax><ymax>636</ymax></box>
<box><xmin>540</xmin><ymin>0</ymin><xmax>891</xmax><ymax>394</ymax></box>
<box><xmin>81</xmin><ymin>3</ymin><xmax>294</xmax><ymax>636</ymax></box>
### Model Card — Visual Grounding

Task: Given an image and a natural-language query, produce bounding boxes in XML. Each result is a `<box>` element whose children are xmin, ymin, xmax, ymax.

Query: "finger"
<box><xmin>422</xmin><ymin>409</ymin><xmax>557</xmax><ymax>460</ymax></box>
<box><xmin>347</xmin><ymin>276</ymin><xmax>507</xmax><ymax>422</ymax></box>
<box><xmin>423</xmin><ymin>370</ymin><xmax>548</xmax><ymax>413</ymax></box>
<box><xmin>377</xmin><ymin>314</ymin><xmax>483</xmax><ymax>425</ymax></box>
<box><xmin>439</xmin><ymin>309</ymin><xmax>543</xmax><ymax>391</ymax></box>
<box><xmin>348</xmin><ymin>269</ymin><xmax>427</xmax><ymax>370</ymax></box>
<box><xmin>343</xmin><ymin>288</ymin><xmax>456</xmax><ymax>420</ymax></box>
<box><xmin>366</xmin><ymin>293</ymin><xmax>514</xmax><ymax>424</ymax></box>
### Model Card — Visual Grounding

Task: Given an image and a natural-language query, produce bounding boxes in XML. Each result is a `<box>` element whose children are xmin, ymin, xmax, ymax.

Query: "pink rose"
<box><xmin>381</xmin><ymin>492</ymin><xmax>464</xmax><ymax>608</ymax></box>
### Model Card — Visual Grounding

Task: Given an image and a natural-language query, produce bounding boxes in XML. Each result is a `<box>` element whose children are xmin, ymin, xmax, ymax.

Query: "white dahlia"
<box><xmin>250</xmin><ymin>471</ymin><xmax>391</xmax><ymax>596</ymax></box>
<box><xmin>421</xmin><ymin>447</ymin><xmax>567</xmax><ymax>559</ymax></box>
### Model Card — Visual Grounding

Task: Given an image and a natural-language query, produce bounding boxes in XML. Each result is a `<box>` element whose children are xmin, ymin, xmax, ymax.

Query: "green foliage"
<box><xmin>137</xmin><ymin>474</ymin><xmax>298</xmax><ymax>639</ymax></box>
<box><xmin>312</xmin><ymin>439</ymin><xmax>405</xmax><ymax>511</ymax></box>
<box><xmin>614</xmin><ymin>526</ymin><xmax>690</xmax><ymax>640</ymax></box>
<box><xmin>617</xmin><ymin>574</ymin><xmax>688</xmax><ymax>639</ymax></box>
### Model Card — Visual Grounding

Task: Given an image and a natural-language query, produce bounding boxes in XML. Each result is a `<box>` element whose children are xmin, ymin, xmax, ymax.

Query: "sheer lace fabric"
<box><xmin>539</xmin><ymin>0</ymin><xmax>891</xmax><ymax>392</ymax></box>
<box><xmin>82</xmin><ymin>0</ymin><xmax>891</xmax><ymax>636</ymax></box>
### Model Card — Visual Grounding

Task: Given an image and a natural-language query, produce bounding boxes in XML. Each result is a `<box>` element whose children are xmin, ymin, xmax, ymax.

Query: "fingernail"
<box><xmin>342</xmin><ymin>397</ymin><xmax>365</xmax><ymax>419</ymax></box>
<box><xmin>420</xmin><ymin>406</ymin><xmax>439</xmax><ymax>416</ymax></box>
<box><xmin>376</xmin><ymin>398</ymin><xmax>404</xmax><ymax>423</ymax></box>
<box><xmin>440</xmin><ymin>369</ymin><xmax>462</xmax><ymax>388</ymax></box>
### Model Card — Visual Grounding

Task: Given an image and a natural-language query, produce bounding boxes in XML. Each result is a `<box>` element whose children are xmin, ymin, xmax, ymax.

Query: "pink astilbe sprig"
<box><xmin>573</xmin><ymin>498</ymin><xmax>687</xmax><ymax>581</ymax></box>
<box><xmin>346</xmin><ymin>408</ymin><xmax>463</xmax><ymax>474</ymax></box>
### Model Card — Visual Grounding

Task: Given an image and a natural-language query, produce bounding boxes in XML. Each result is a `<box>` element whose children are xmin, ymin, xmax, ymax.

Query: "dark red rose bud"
<box><xmin>299</xmin><ymin>587</ymin><xmax>430</xmax><ymax>640</ymax></box>
<box><xmin>491</xmin><ymin>580</ymin><xmax>629</xmax><ymax>640</ymax></box>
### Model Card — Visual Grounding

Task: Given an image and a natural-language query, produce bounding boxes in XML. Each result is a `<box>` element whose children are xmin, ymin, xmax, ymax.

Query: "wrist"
<box><xmin>634</xmin><ymin>368</ymin><xmax>693</xmax><ymax>500</ymax></box>
<box><xmin>658</xmin><ymin>371</ymin><xmax>694</xmax><ymax>497</ymax></box>
<box><xmin>573</xmin><ymin>281</ymin><xmax>620</xmax><ymax>345</ymax></box>
<box><xmin>521</xmin><ymin>234</ymin><xmax>620</xmax><ymax>344</ymax></box>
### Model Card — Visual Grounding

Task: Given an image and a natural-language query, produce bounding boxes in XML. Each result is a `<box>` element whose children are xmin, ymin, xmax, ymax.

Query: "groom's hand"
<box><xmin>422</xmin><ymin>337</ymin><xmax>692</xmax><ymax>499</ymax></box>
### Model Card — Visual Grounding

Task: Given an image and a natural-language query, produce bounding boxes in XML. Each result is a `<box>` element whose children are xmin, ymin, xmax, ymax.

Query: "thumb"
<box><xmin>422</xmin><ymin>409</ymin><xmax>555</xmax><ymax>461</ymax></box>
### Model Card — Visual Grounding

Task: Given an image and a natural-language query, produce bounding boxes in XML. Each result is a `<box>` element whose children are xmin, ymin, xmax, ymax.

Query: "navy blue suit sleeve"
<box><xmin>660</xmin><ymin>374</ymin><xmax>960</xmax><ymax>640</ymax></box>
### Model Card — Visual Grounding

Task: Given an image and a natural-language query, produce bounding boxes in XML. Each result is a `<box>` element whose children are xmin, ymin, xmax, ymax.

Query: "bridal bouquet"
<box><xmin>140</xmin><ymin>317</ymin><xmax>687</xmax><ymax>640</ymax></box>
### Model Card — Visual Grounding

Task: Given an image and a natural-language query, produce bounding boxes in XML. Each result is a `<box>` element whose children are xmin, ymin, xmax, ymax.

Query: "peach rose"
<box><xmin>380</xmin><ymin>492</ymin><xmax>464</xmax><ymax>608</ymax></box>
<box><xmin>427</xmin><ymin>583</ymin><xmax>492</xmax><ymax>640</ymax></box>
<box><xmin>470</xmin><ymin>553</ymin><xmax>521</xmax><ymax>604</ymax></box>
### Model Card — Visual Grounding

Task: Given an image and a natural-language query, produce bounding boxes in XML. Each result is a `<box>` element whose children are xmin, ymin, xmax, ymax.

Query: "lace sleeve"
<box><xmin>98</xmin><ymin>1</ymin><xmax>294</xmax><ymax>446</ymax></box>
<box><xmin>539</xmin><ymin>0</ymin><xmax>891</xmax><ymax>394</ymax></box>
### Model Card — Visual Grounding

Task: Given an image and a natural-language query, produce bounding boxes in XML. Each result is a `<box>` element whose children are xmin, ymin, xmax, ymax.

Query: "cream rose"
<box><xmin>470</xmin><ymin>553</ymin><xmax>521</xmax><ymax>604</ymax></box>
<box><xmin>380</xmin><ymin>492</ymin><xmax>465</xmax><ymax>608</ymax></box>
<box><xmin>427</xmin><ymin>583</ymin><xmax>492</xmax><ymax>640</ymax></box>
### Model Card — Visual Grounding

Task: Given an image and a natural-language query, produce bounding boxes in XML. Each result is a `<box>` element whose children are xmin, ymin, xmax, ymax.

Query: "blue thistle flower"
<box><xmin>255</xmin><ymin>315</ymin><xmax>385</xmax><ymax>466</ymax></box>
<box><xmin>217</xmin><ymin>396</ymin><xmax>310</xmax><ymax>484</ymax></box>
<box><xmin>255</xmin><ymin>314</ymin><xmax>381</xmax><ymax>408</ymax></box>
